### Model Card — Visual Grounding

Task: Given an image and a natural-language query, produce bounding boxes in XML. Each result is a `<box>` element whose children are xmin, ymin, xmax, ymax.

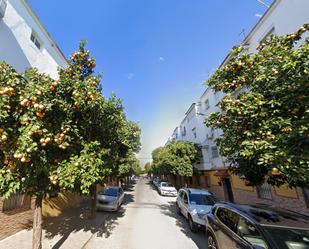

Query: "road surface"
<box><xmin>84</xmin><ymin>177</ymin><xmax>207</xmax><ymax>249</ymax></box>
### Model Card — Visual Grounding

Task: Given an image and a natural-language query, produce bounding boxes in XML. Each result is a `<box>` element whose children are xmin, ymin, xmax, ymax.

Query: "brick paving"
<box><xmin>0</xmin><ymin>207</ymin><xmax>33</xmax><ymax>240</ymax></box>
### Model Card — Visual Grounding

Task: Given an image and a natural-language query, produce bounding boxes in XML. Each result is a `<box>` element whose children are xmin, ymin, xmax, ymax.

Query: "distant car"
<box><xmin>158</xmin><ymin>182</ymin><xmax>177</xmax><ymax>196</ymax></box>
<box><xmin>96</xmin><ymin>186</ymin><xmax>124</xmax><ymax>211</ymax></box>
<box><xmin>149</xmin><ymin>176</ymin><xmax>155</xmax><ymax>184</ymax></box>
<box><xmin>176</xmin><ymin>188</ymin><xmax>219</xmax><ymax>232</ymax></box>
<box><xmin>205</xmin><ymin>202</ymin><xmax>309</xmax><ymax>249</ymax></box>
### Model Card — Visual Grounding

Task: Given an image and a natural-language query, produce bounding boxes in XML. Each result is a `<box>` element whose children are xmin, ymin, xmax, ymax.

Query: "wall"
<box><xmin>0</xmin><ymin>0</ymin><xmax>67</xmax><ymax>78</ymax></box>
<box><xmin>246</xmin><ymin>0</ymin><xmax>309</xmax><ymax>54</ymax></box>
<box><xmin>42</xmin><ymin>192</ymin><xmax>84</xmax><ymax>218</ymax></box>
<box><xmin>232</xmin><ymin>186</ymin><xmax>308</xmax><ymax>215</ymax></box>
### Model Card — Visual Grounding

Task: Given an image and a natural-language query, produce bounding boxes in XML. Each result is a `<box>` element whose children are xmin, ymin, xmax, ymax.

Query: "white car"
<box><xmin>176</xmin><ymin>188</ymin><xmax>219</xmax><ymax>232</ymax></box>
<box><xmin>96</xmin><ymin>186</ymin><xmax>125</xmax><ymax>211</ymax></box>
<box><xmin>158</xmin><ymin>182</ymin><xmax>177</xmax><ymax>196</ymax></box>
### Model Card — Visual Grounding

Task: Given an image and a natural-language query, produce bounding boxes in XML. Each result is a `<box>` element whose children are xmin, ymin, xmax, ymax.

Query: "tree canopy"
<box><xmin>151</xmin><ymin>141</ymin><xmax>199</xmax><ymax>177</ymax></box>
<box><xmin>205</xmin><ymin>25</ymin><xmax>309</xmax><ymax>187</ymax></box>
<box><xmin>0</xmin><ymin>42</ymin><xmax>141</xmax><ymax>249</ymax></box>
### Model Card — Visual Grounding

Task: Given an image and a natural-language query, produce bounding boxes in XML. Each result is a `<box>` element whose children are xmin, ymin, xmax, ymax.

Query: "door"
<box><xmin>182</xmin><ymin>192</ymin><xmax>189</xmax><ymax>218</ymax></box>
<box><xmin>222</xmin><ymin>178</ymin><xmax>234</xmax><ymax>202</ymax></box>
<box><xmin>215</xmin><ymin>207</ymin><xmax>240</xmax><ymax>249</ymax></box>
<box><xmin>119</xmin><ymin>188</ymin><xmax>124</xmax><ymax>204</ymax></box>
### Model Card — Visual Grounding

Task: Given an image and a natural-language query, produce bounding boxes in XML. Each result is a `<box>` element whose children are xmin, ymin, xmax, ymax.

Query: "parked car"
<box><xmin>153</xmin><ymin>177</ymin><xmax>161</xmax><ymax>189</ymax></box>
<box><xmin>96</xmin><ymin>186</ymin><xmax>124</xmax><ymax>211</ymax></box>
<box><xmin>158</xmin><ymin>182</ymin><xmax>177</xmax><ymax>196</ymax></box>
<box><xmin>205</xmin><ymin>202</ymin><xmax>309</xmax><ymax>249</ymax></box>
<box><xmin>176</xmin><ymin>188</ymin><xmax>219</xmax><ymax>232</ymax></box>
<box><xmin>149</xmin><ymin>176</ymin><xmax>155</xmax><ymax>184</ymax></box>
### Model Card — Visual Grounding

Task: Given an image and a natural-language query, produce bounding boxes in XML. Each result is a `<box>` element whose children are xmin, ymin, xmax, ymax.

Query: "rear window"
<box><xmin>161</xmin><ymin>182</ymin><xmax>174</xmax><ymax>187</ymax></box>
<box><xmin>263</xmin><ymin>226</ymin><xmax>309</xmax><ymax>249</ymax></box>
<box><xmin>189</xmin><ymin>194</ymin><xmax>219</xmax><ymax>205</ymax></box>
<box><xmin>101</xmin><ymin>188</ymin><xmax>118</xmax><ymax>197</ymax></box>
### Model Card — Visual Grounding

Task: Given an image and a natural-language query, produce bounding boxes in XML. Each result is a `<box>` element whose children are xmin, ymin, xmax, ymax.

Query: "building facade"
<box><xmin>0</xmin><ymin>0</ymin><xmax>67</xmax><ymax>78</ymax></box>
<box><xmin>168</xmin><ymin>0</ymin><xmax>309</xmax><ymax>214</ymax></box>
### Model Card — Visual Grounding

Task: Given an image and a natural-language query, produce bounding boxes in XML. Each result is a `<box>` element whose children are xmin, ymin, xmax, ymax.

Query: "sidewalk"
<box><xmin>0</xmin><ymin>206</ymin><xmax>33</xmax><ymax>241</ymax></box>
<box><xmin>0</xmin><ymin>201</ymin><xmax>111</xmax><ymax>249</ymax></box>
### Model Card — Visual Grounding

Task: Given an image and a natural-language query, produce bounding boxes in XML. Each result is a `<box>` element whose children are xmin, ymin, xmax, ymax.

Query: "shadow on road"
<box><xmin>43</xmin><ymin>191</ymin><xmax>135</xmax><ymax>249</ymax></box>
<box><xmin>159</xmin><ymin>201</ymin><xmax>207</xmax><ymax>249</ymax></box>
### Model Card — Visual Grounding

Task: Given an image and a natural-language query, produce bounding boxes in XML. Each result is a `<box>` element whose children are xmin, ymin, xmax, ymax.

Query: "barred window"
<box><xmin>205</xmin><ymin>176</ymin><xmax>210</xmax><ymax>187</ymax></box>
<box><xmin>302</xmin><ymin>188</ymin><xmax>309</xmax><ymax>207</ymax></box>
<box><xmin>211</xmin><ymin>146</ymin><xmax>219</xmax><ymax>158</ymax></box>
<box><xmin>257</xmin><ymin>183</ymin><xmax>273</xmax><ymax>200</ymax></box>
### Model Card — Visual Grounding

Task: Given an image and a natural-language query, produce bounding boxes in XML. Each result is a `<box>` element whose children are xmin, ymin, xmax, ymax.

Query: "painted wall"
<box><xmin>42</xmin><ymin>192</ymin><xmax>84</xmax><ymax>218</ymax></box>
<box><xmin>0</xmin><ymin>0</ymin><xmax>67</xmax><ymax>78</ymax></box>
<box><xmin>246</xmin><ymin>0</ymin><xmax>309</xmax><ymax>54</ymax></box>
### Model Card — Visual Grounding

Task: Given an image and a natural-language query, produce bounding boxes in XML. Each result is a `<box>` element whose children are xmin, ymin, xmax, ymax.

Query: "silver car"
<box><xmin>96</xmin><ymin>186</ymin><xmax>125</xmax><ymax>211</ymax></box>
<box><xmin>176</xmin><ymin>188</ymin><xmax>219</xmax><ymax>232</ymax></box>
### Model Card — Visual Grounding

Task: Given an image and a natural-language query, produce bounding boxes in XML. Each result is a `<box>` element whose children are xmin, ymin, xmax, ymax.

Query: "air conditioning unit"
<box><xmin>0</xmin><ymin>0</ymin><xmax>7</xmax><ymax>19</ymax></box>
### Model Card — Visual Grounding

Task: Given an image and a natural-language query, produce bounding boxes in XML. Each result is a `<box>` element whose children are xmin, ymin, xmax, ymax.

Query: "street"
<box><xmin>84</xmin><ymin>178</ymin><xmax>207</xmax><ymax>249</ymax></box>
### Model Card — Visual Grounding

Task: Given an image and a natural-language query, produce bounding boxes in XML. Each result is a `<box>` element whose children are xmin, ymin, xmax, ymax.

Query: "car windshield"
<box><xmin>161</xmin><ymin>182</ymin><xmax>174</xmax><ymax>187</ymax></box>
<box><xmin>263</xmin><ymin>226</ymin><xmax>309</xmax><ymax>249</ymax></box>
<box><xmin>189</xmin><ymin>194</ymin><xmax>218</xmax><ymax>205</ymax></box>
<box><xmin>101</xmin><ymin>188</ymin><xmax>118</xmax><ymax>197</ymax></box>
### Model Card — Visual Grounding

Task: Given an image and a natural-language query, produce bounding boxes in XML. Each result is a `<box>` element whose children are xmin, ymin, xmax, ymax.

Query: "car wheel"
<box><xmin>207</xmin><ymin>233</ymin><xmax>217</xmax><ymax>249</ymax></box>
<box><xmin>188</xmin><ymin>215</ymin><xmax>198</xmax><ymax>233</ymax></box>
<box><xmin>176</xmin><ymin>203</ymin><xmax>181</xmax><ymax>215</ymax></box>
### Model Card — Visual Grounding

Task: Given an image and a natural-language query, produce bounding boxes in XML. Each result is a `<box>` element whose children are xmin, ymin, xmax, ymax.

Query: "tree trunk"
<box><xmin>173</xmin><ymin>175</ymin><xmax>178</xmax><ymax>189</ymax></box>
<box><xmin>90</xmin><ymin>184</ymin><xmax>97</xmax><ymax>219</ymax></box>
<box><xmin>32</xmin><ymin>195</ymin><xmax>43</xmax><ymax>249</ymax></box>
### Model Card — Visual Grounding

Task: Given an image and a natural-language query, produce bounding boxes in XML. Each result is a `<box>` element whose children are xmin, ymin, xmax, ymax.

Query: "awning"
<box><xmin>214</xmin><ymin>169</ymin><xmax>230</xmax><ymax>178</ymax></box>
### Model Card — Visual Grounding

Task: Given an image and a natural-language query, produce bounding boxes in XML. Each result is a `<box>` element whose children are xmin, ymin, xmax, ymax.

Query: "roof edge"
<box><xmin>21</xmin><ymin>0</ymin><xmax>68</xmax><ymax>66</ymax></box>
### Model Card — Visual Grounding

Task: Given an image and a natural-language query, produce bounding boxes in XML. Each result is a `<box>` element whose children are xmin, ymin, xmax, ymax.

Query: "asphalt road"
<box><xmin>84</xmin><ymin>177</ymin><xmax>207</xmax><ymax>249</ymax></box>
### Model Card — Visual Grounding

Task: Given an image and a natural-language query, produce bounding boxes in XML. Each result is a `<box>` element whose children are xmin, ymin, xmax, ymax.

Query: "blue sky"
<box><xmin>29</xmin><ymin>0</ymin><xmax>271</xmax><ymax>165</ymax></box>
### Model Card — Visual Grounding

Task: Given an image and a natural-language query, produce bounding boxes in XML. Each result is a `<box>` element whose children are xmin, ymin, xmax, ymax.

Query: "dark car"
<box><xmin>205</xmin><ymin>202</ymin><xmax>309</xmax><ymax>249</ymax></box>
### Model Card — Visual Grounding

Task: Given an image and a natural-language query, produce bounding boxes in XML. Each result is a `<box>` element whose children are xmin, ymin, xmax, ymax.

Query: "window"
<box><xmin>256</xmin><ymin>183</ymin><xmax>273</xmax><ymax>200</ymax></box>
<box><xmin>30</xmin><ymin>31</ymin><xmax>42</xmax><ymax>50</ymax></box>
<box><xmin>260</xmin><ymin>26</ymin><xmax>275</xmax><ymax>44</ymax></box>
<box><xmin>182</xmin><ymin>126</ymin><xmax>186</xmax><ymax>136</ymax></box>
<box><xmin>192</xmin><ymin>128</ymin><xmax>197</xmax><ymax>138</ymax></box>
<box><xmin>204</xmin><ymin>176</ymin><xmax>210</xmax><ymax>188</ymax></box>
<box><xmin>216</xmin><ymin>208</ymin><xmax>239</xmax><ymax>232</ymax></box>
<box><xmin>211</xmin><ymin>146</ymin><xmax>219</xmax><ymax>158</ymax></box>
<box><xmin>302</xmin><ymin>188</ymin><xmax>309</xmax><ymax>207</ymax></box>
<box><xmin>204</xmin><ymin>99</ymin><xmax>210</xmax><ymax>110</ymax></box>
<box><xmin>183</xmin><ymin>193</ymin><xmax>188</xmax><ymax>204</ymax></box>
<box><xmin>263</xmin><ymin>226</ymin><xmax>309</xmax><ymax>249</ymax></box>
<box><xmin>237</xmin><ymin>216</ymin><xmax>268</xmax><ymax>249</ymax></box>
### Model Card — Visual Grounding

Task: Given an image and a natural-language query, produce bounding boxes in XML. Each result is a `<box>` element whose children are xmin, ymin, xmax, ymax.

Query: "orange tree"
<box><xmin>0</xmin><ymin>42</ymin><xmax>139</xmax><ymax>249</ymax></box>
<box><xmin>151</xmin><ymin>141</ymin><xmax>199</xmax><ymax>185</ymax></box>
<box><xmin>205</xmin><ymin>25</ymin><xmax>309</xmax><ymax>187</ymax></box>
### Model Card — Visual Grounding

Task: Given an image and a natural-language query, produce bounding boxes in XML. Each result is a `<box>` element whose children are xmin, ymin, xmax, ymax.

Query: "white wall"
<box><xmin>0</xmin><ymin>0</ymin><xmax>67</xmax><ymax>78</ymax></box>
<box><xmin>246</xmin><ymin>0</ymin><xmax>309</xmax><ymax>54</ymax></box>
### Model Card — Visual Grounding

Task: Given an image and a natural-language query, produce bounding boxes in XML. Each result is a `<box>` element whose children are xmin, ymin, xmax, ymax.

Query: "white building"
<box><xmin>167</xmin><ymin>0</ymin><xmax>309</xmax><ymax>213</ymax></box>
<box><xmin>0</xmin><ymin>0</ymin><xmax>67</xmax><ymax>78</ymax></box>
